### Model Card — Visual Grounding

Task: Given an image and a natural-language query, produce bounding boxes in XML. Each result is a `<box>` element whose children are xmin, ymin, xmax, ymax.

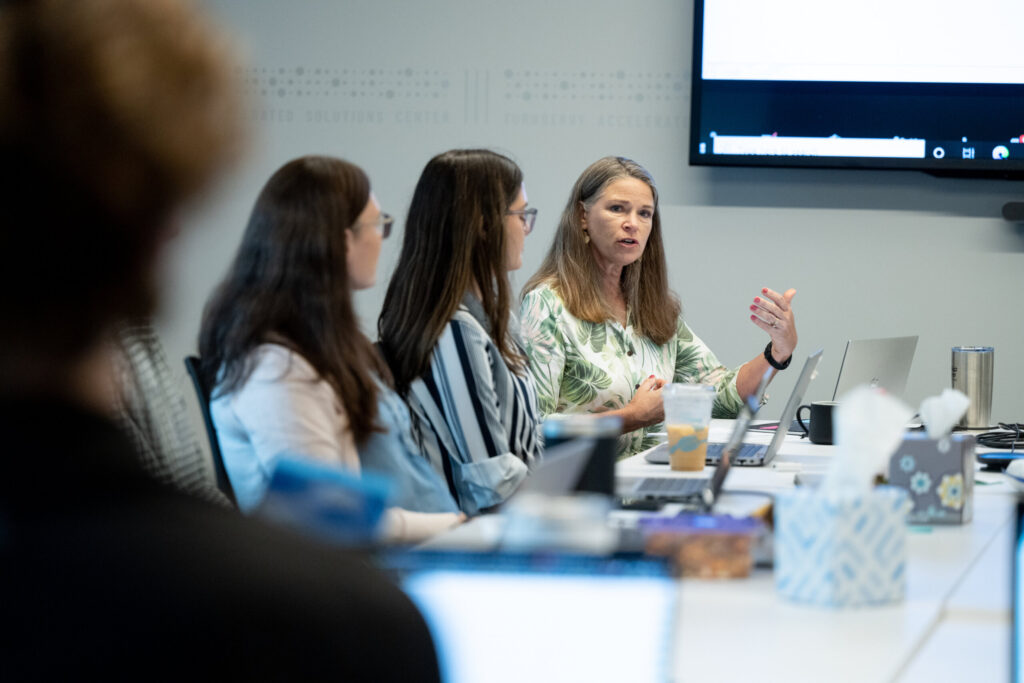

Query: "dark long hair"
<box><xmin>198</xmin><ymin>155</ymin><xmax>388</xmax><ymax>444</ymax></box>
<box><xmin>522</xmin><ymin>156</ymin><xmax>679</xmax><ymax>345</ymax></box>
<box><xmin>378</xmin><ymin>149</ymin><xmax>524</xmax><ymax>396</ymax></box>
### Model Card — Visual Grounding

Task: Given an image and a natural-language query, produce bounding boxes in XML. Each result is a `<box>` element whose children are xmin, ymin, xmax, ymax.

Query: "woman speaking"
<box><xmin>520</xmin><ymin>156</ymin><xmax>798</xmax><ymax>458</ymax></box>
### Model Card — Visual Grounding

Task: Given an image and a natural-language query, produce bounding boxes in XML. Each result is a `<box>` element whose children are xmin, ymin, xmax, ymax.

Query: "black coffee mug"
<box><xmin>796</xmin><ymin>401</ymin><xmax>838</xmax><ymax>445</ymax></box>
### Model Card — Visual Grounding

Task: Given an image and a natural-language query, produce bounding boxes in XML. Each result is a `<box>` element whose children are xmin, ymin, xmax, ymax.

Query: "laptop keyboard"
<box><xmin>706</xmin><ymin>442</ymin><xmax>766</xmax><ymax>464</ymax></box>
<box><xmin>634</xmin><ymin>477</ymin><xmax>708</xmax><ymax>496</ymax></box>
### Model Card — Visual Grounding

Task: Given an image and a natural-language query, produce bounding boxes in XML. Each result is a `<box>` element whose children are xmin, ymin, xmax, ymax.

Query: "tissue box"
<box><xmin>774</xmin><ymin>486</ymin><xmax>909</xmax><ymax>607</ymax></box>
<box><xmin>887</xmin><ymin>433</ymin><xmax>974</xmax><ymax>525</ymax></box>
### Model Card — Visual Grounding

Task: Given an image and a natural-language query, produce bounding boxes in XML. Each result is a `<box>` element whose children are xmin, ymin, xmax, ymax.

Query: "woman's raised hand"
<box><xmin>749</xmin><ymin>287</ymin><xmax>797</xmax><ymax>361</ymax></box>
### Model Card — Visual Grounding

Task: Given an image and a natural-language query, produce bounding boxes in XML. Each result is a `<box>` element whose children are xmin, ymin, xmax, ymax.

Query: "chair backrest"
<box><xmin>183</xmin><ymin>355</ymin><xmax>236</xmax><ymax>505</ymax></box>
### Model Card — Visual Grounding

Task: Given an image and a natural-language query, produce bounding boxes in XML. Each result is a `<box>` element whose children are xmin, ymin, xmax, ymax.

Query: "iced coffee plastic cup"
<box><xmin>663</xmin><ymin>384</ymin><xmax>715</xmax><ymax>471</ymax></box>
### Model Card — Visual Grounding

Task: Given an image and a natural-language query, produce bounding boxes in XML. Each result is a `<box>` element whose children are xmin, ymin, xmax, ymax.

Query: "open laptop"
<box><xmin>645</xmin><ymin>348</ymin><xmax>823</xmax><ymax>467</ymax></box>
<box><xmin>541</xmin><ymin>414</ymin><xmax>621</xmax><ymax>496</ymax></box>
<box><xmin>763</xmin><ymin>336</ymin><xmax>916</xmax><ymax>434</ymax></box>
<box><xmin>506</xmin><ymin>437</ymin><xmax>596</xmax><ymax>501</ymax></box>
<box><xmin>610</xmin><ymin>389</ymin><xmax>757</xmax><ymax>507</ymax></box>
<box><xmin>832</xmin><ymin>335</ymin><xmax>917</xmax><ymax>401</ymax></box>
<box><xmin>617</xmin><ymin>377</ymin><xmax>763</xmax><ymax>506</ymax></box>
<box><xmin>384</xmin><ymin>550</ymin><xmax>678</xmax><ymax>683</ymax></box>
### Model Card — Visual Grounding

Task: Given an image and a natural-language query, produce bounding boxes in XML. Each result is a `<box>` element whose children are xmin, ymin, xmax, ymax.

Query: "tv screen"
<box><xmin>689</xmin><ymin>0</ymin><xmax>1024</xmax><ymax>178</ymax></box>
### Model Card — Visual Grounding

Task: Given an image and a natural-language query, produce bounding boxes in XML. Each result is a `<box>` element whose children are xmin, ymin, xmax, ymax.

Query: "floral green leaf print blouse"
<box><xmin>520</xmin><ymin>284</ymin><xmax>744</xmax><ymax>459</ymax></box>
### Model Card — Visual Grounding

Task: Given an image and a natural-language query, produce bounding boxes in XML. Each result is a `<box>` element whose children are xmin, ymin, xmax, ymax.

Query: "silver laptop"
<box><xmin>645</xmin><ymin>348</ymin><xmax>823</xmax><ymax>467</ymax></box>
<box><xmin>617</xmin><ymin>370</ymin><xmax>766</xmax><ymax>506</ymax></box>
<box><xmin>764</xmin><ymin>336</ymin><xmax>916</xmax><ymax>434</ymax></box>
<box><xmin>832</xmin><ymin>335</ymin><xmax>917</xmax><ymax>400</ymax></box>
<box><xmin>506</xmin><ymin>437</ymin><xmax>596</xmax><ymax>500</ymax></box>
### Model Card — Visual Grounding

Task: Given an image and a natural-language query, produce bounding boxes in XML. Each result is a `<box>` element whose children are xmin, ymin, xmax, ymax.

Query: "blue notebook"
<box><xmin>257</xmin><ymin>455</ymin><xmax>391</xmax><ymax>545</ymax></box>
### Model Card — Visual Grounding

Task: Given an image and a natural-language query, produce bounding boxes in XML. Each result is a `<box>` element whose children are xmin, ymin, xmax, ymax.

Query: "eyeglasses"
<box><xmin>366</xmin><ymin>212</ymin><xmax>394</xmax><ymax>238</ymax></box>
<box><xmin>506</xmin><ymin>207</ymin><xmax>538</xmax><ymax>235</ymax></box>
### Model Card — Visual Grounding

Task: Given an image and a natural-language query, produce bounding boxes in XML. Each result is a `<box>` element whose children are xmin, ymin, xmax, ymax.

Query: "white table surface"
<box><xmin>631</xmin><ymin>421</ymin><xmax>1018</xmax><ymax>682</ymax></box>
<box><xmin>428</xmin><ymin>420</ymin><xmax>1019</xmax><ymax>682</ymax></box>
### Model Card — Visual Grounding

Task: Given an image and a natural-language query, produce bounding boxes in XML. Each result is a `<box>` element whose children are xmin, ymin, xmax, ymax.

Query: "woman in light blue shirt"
<box><xmin>200</xmin><ymin>155</ymin><xmax>461</xmax><ymax>541</ymax></box>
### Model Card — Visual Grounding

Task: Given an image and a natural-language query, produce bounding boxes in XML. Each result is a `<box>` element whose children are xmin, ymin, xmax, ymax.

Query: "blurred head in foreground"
<box><xmin>0</xmin><ymin>0</ymin><xmax>243</xmax><ymax>398</ymax></box>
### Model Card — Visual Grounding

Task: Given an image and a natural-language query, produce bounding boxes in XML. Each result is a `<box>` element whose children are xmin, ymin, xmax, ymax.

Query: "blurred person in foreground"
<box><xmin>0</xmin><ymin>0</ymin><xmax>441</xmax><ymax>680</ymax></box>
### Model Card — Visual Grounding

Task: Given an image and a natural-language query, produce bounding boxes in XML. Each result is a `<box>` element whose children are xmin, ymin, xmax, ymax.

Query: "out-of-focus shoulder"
<box><xmin>247</xmin><ymin>343</ymin><xmax>318</xmax><ymax>381</ymax></box>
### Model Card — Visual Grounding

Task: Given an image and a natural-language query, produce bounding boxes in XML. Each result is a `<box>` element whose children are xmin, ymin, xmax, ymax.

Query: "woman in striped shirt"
<box><xmin>378</xmin><ymin>149</ymin><xmax>542</xmax><ymax>515</ymax></box>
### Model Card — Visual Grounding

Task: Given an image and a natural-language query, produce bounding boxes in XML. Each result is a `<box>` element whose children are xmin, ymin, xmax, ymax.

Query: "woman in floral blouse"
<box><xmin>520</xmin><ymin>156</ymin><xmax>799</xmax><ymax>458</ymax></box>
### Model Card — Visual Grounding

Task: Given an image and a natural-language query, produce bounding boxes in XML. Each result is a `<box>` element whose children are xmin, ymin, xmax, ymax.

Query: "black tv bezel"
<box><xmin>688</xmin><ymin>0</ymin><xmax>1024</xmax><ymax>180</ymax></box>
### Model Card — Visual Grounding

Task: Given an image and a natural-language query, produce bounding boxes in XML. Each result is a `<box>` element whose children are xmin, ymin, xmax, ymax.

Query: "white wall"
<box><xmin>163</xmin><ymin>0</ymin><xmax>1024</xmax><ymax>422</ymax></box>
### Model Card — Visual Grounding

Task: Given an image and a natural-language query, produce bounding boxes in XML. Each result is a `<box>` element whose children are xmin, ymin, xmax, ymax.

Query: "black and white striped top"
<box><xmin>405</xmin><ymin>295</ymin><xmax>541</xmax><ymax>516</ymax></box>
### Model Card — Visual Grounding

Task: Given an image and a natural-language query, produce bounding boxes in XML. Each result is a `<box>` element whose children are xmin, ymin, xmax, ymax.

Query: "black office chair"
<box><xmin>183</xmin><ymin>355</ymin><xmax>236</xmax><ymax>506</ymax></box>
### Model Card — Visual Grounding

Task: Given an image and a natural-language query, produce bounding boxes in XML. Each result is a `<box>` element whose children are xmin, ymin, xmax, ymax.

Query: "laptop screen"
<box><xmin>512</xmin><ymin>437</ymin><xmax>595</xmax><ymax>498</ymax></box>
<box><xmin>833</xmin><ymin>336</ymin><xmax>917</xmax><ymax>401</ymax></box>
<box><xmin>768</xmin><ymin>348</ymin><xmax>824</xmax><ymax>452</ymax></box>
<box><xmin>387</xmin><ymin>551</ymin><xmax>678</xmax><ymax>683</ymax></box>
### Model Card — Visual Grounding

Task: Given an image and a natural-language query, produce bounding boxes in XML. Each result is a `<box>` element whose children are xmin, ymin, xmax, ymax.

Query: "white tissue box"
<box><xmin>774</xmin><ymin>486</ymin><xmax>909</xmax><ymax>607</ymax></box>
<box><xmin>887</xmin><ymin>433</ymin><xmax>974</xmax><ymax>525</ymax></box>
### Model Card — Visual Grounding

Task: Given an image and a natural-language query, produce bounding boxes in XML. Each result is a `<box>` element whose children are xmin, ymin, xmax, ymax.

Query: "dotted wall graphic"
<box><xmin>243</xmin><ymin>65</ymin><xmax>690</xmax><ymax>130</ymax></box>
<box><xmin>501</xmin><ymin>69</ymin><xmax>689</xmax><ymax>129</ymax></box>
<box><xmin>243</xmin><ymin>65</ymin><xmax>456</xmax><ymax>125</ymax></box>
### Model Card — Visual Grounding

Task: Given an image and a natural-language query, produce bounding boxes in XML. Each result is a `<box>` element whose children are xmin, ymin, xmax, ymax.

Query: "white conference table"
<box><xmin>428</xmin><ymin>419</ymin><xmax>1018</xmax><ymax>682</ymax></box>
<box><xmin>616</xmin><ymin>419</ymin><xmax>1016</xmax><ymax>683</ymax></box>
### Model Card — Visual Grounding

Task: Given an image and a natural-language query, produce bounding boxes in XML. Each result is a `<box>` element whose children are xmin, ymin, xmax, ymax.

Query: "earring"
<box><xmin>583</xmin><ymin>230</ymin><xmax>590</xmax><ymax>244</ymax></box>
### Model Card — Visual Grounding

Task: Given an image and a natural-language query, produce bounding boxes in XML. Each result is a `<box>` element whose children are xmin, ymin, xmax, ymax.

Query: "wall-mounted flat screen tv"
<box><xmin>689</xmin><ymin>0</ymin><xmax>1024</xmax><ymax>178</ymax></box>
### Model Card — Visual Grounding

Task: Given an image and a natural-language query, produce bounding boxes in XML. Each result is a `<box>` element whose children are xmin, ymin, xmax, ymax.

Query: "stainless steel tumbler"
<box><xmin>951</xmin><ymin>346</ymin><xmax>994</xmax><ymax>428</ymax></box>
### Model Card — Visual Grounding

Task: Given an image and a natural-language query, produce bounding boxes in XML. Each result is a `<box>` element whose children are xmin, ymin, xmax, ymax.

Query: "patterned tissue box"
<box><xmin>887</xmin><ymin>433</ymin><xmax>974</xmax><ymax>525</ymax></box>
<box><xmin>774</xmin><ymin>486</ymin><xmax>909</xmax><ymax>607</ymax></box>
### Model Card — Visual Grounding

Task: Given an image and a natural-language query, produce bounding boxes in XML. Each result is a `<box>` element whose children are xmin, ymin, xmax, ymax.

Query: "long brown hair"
<box><xmin>198</xmin><ymin>155</ymin><xmax>388</xmax><ymax>444</ymax></box>
<box><xmin>378</xmin><ymin>149</ymin><xmax>524</xmax><ymax>396</ymax></box>
<box><xmin>522</xmin><ymin>156</ymin><xmax>679</xmax><ymax>345</ymax></box>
